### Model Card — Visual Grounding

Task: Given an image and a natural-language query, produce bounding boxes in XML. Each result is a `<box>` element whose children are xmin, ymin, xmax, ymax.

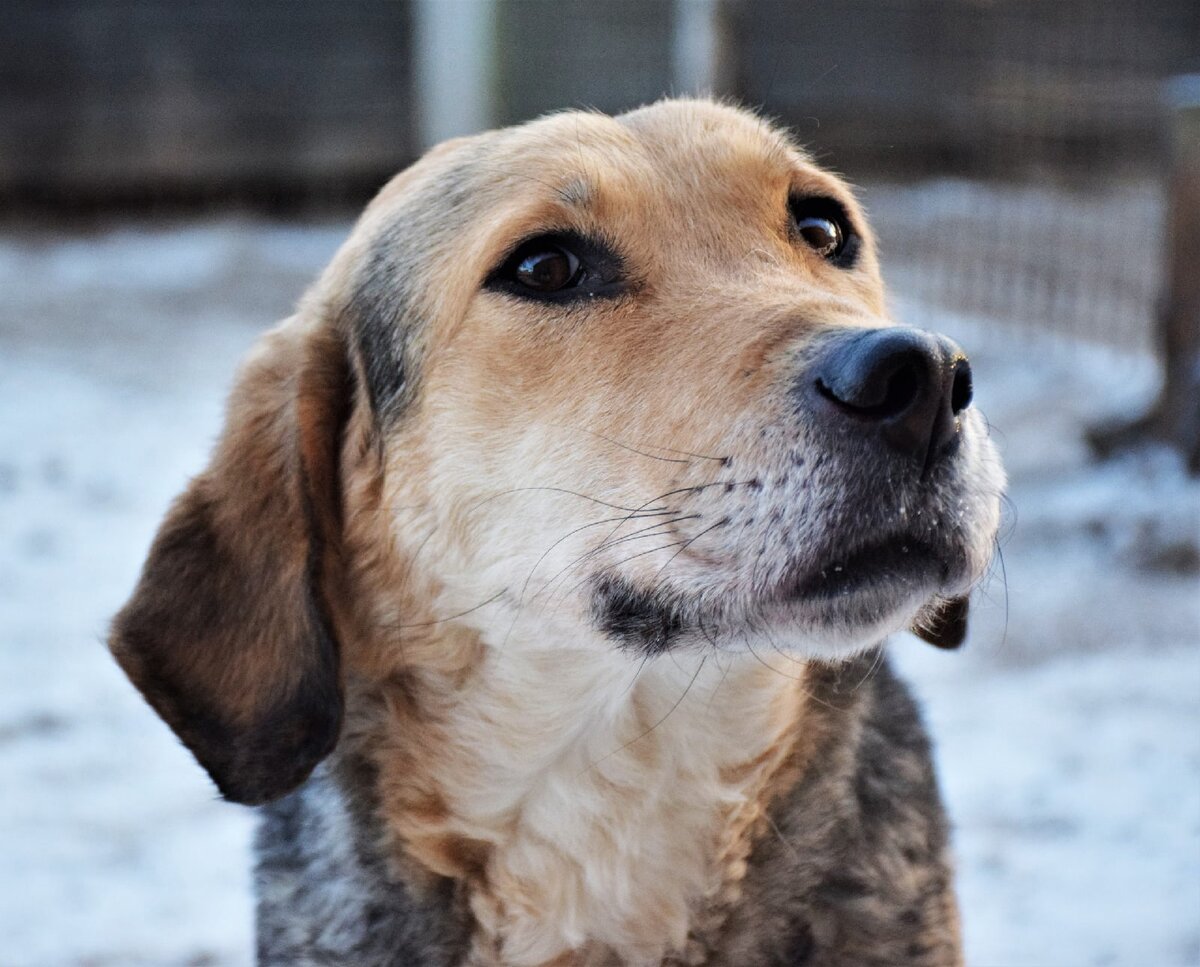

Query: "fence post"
<box><xmin>671</xmin><ymin>0</ymin><xmax>736</xmax><ymax>97</ymax></box>
<box><xmin>1160</xmin><ymin>76</ymin><xmax>1200</xmax><ymax>472</ymax></box>
<box><xmin>1090</xmin><ymin>75</ymin><xmax>1200</xmax><ymax>473</ymax></box>
<box><xmin>413</xmin><ymin>0</ymin><xmax>497</xmax><ymax>149</ymax></box>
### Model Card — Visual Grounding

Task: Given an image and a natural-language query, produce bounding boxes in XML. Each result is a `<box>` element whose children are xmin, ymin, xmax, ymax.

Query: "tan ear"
<box><xmin>911</xmin><ymin>596</ymin><xmax>970</xmax><ymax>650</ymax></box>
<box><xmin>110</xmin><ymin>317</ymin><xmax>351</xmax><ymax>805</ymax></box>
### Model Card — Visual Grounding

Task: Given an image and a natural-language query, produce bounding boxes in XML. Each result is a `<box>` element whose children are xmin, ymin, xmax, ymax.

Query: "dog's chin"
<box><xmin>757</xmin><ymin>538</ymin><xmax>952</xmax><ymax>654</ymax></box>
<box><xmin>595</xmin><ymin>549</ymin><xmax>969</xmax><ymax>662</ymax></box>
<box><xmin>750</xmin><ymin>583</ymin><xmax>935</xmax><ymax>661</ymax></box>
<box><xmin>781</xmin><ymin>536</ymin><xmax>947</xmax><ymax>604</ymax></box>
<box><xmin>590</xmin><ymin>535</ymin><xmax>975</xmax><ymax>661</ymax></box>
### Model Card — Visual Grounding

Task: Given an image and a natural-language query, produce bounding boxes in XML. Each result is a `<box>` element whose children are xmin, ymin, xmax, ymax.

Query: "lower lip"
<box><xmin>789</xmin><ymin>539</ymin><xmax>942</xmax><ymax>600</ymax></box>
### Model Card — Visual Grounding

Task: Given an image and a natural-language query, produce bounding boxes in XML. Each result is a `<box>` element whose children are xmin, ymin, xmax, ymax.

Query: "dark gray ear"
<box><xmin>110</xmin><ymin>320</ymin><xmax>350</xmax><ymax>806</ymax></box>
<box><xmin>911</xmin><ymin>596</ymin><xmax>969</xmax><ymax>650</ymax></box>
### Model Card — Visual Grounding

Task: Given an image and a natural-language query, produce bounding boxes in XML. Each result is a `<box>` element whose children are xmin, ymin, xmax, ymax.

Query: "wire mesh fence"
<box><xmin>862</xmin><ymin>177</ymin><xmax>1164</xmax><ymax>354</ymax></box>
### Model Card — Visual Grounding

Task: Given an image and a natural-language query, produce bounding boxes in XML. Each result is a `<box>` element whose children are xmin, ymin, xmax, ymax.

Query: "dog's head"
<box><xmin>110</xmin><ymin>100</ymin><xmax>1003</xmax><ymax>805</ymax></box>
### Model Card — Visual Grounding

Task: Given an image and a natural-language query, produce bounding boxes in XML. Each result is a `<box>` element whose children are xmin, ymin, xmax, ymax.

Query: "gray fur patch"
<box><xmin>344</xmin><ymin>156</ymin><xmax>482</xmax><ymax>421</ymax></box>
<box><xmin>711</xmin><ymin>654</ymin><xmax>960</xmax><ymax>966</ymax></box>
<box><xmin>255</xmin><ymin>756</ymin><xmax>470</xmax><ymax>966</ymax></box>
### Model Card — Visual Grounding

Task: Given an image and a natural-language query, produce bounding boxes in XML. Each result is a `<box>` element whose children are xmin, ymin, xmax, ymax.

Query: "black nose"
<box><xmin>812</xmin><ymin>327</ymin><xmax>973</xmax><ymax>468</ymax></box>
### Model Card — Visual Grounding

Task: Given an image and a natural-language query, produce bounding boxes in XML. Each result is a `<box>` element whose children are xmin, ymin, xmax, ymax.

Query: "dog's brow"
<box><xmin>555</xmin><ymin>177</ymin><xmax>595</xmax><ymax>210</ymax></box>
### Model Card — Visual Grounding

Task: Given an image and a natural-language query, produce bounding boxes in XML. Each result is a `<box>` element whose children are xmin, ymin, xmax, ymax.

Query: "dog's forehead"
<box><xmin>481</xmin><ymin>101</ymin><xmax>818</xmax><ymax>207</ymax></box>
<box><xmin>357</xmin><ymin>101</ymin><xmax>851</xmax><ymax>257</ymax></box>
<box><xmin>616</xmin><ymin>99</ymin><xmax>807</xmax><ymax>172</ymax></box>
<box><xmin>357</xmin><ymin>101</ymin><xmax>819</xmax><ymax>228</ymax></box>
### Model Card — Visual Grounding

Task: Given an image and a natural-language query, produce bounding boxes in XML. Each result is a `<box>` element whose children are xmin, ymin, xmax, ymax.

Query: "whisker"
<box><xmin>618</xmin><ymin>653</ymin><xmax>652</xmax><ymax>700</ymax></box>
<box><xmin>556</xmin><ymin>536</ymin><xmax>698</xmax><ymax>608</ymax></box>
<box><xmin>751</xmin><ymin>616</ymin><xmax>808</xmax><ymax>670</ymax></box>
<box><xmin>580</xmin><ymin>655</ymin><xmax>708</xmax><ymax>776</ymax></box>
<box><xmin>574</xmin><ymin>477</ymin><xmax>760</xmax><ymax>589</ymax></box>
<box><xmin>650</xmin><ymin>519</ymin><xmax>728</xmax><ymax>580</ymax></box>
<box><xmin>742</xmin><ymin>632</ymin><xmax>806</xmax><ymax>682</ymax></box>
<box><xmin>851</xmin><ymin>645</ymin><xmax>886</xmax><ymax>692</ymax></box>
<box><xmin>465</xmin><ymin>486</ymin><xmax>672</xmax><ymax>516</ymax></box>
<box><xmin>518</xmin><ymin>510</ymin><xmax>680</xmax><ymax>604</ymax></box>
<box><xmin>590</xmin><ymin>515</ymin><xmax>701</xmax><ymax>557</ymax></box>
<box><xmin>767</xmin><ymin>642</ymin><xmax>807</xmax><ymax>668</ymax></box>
<box><xmin>998</xmin><ymin>492</ymin><xmax>1019</xmax><ymax>544</ymax></box>
<box><xmin>389</xmin><ymin>521</ymin><xmax>444</xmax><ymax>662</ymax></box>
<box><xmin>391</xmin><ymin>588</ymin><xmax>507</xmax><ymax>629</ymax></box>
<box><xmin>752</xmin><ymin>612</ymin><xmax>806</xmax><ymax>668</ymax></box>
<box><xmin>505</xmin><ymin>513</ymin><xmax>689</xmax><ymax>644</ymax></box>
<box><xmin>705</xmin><ymin>615</ymin><xmax>849</xmax><ymax>716</ymax></box>
<box><xmin>763</xmin><ymin>811</ymin><xmax>802</xmax><ymax>864</ymax></box>
<box><xmin>543</xmin><ymin>422</ymin><xmax>730</xmax><ymax>464</ymax></box>
<box><xmin>527</xmin><ymin>473</ymin><xmax>757</xmax><ymax>610</ymax></box>
<box><xmin>528</xmin><ymin>515</ymin><xmax>696</xmax><ymax>608</ymax></box>
<box><xmin>995</xmin><ymin>540</ymin><xmax>1011</xmax><ymax>651</ymax></box>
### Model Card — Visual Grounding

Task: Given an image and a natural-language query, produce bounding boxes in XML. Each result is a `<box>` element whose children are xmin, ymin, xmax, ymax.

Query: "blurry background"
<box><xmin>1</xmin><ymin>2</ymin><xmax>1198</xmax><ymax>964</ymax></box>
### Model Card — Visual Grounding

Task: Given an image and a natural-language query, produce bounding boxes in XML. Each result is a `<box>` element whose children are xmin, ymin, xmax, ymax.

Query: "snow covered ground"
<box><xmin>0</xmin><ymin>216</ymin><xmax>1196</xmax><ymax>967</ymax></box>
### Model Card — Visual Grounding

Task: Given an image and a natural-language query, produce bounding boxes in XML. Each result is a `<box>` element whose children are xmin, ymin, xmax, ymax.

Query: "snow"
<box><xmin>1</xmin><ymin>216</ymin><xmax>1196</xmax><ymax>966</ymax></box>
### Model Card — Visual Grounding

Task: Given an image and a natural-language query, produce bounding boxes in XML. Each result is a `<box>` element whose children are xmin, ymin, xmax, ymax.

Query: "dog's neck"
<box><xmin>353</xmin><ymin>628</ymin><xmax>808</xmax><ymax>966</ymax></box>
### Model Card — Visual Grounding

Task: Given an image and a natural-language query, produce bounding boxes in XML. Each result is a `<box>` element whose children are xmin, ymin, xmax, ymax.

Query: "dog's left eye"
<box><xmin>486</xmin><ymin>232</ymin><xmax>624</xmax><ymax>302</ymax></box>
<box><xmin>795</xmin><ymin>216</ymin><xmax>841</xmax><ymax>257</ymax></box>
<box><xmin>789</xmin><ymin>196</ymin><xmax>859</xmax><ymax>267</ymax></box>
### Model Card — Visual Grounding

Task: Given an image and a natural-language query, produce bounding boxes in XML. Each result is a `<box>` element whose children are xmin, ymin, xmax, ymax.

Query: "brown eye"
<box><xmin>515</xmin><ymin>246</ymin><xmax>581</xmax><ymax>292</ymax></box>
<box><xmin>486</xmin><ymin>231</ymin><xmax>624</xmax><ymax>302</ymax></box>
<box><xmin>788</xmin><ymin>196</ymin><xmax>857</xmax><ymax>266</ymax></box>
<box><xmin>795</xmin><ymin>216</ymin><xmax>842</xmax><ymax>257</ymax></box>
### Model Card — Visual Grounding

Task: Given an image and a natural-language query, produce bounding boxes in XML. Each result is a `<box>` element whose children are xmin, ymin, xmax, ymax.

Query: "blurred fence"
<box><xmin>731</xmin><ymin>0</ymin><xmax>1197</xmax><ymax>178</ymax></box>
<box><xmin>730</xmin><ymin>1</ymin><xmax>1197</xmax><ymax>354</ymax></box>
<box><xmin>0</xmin><ymin>0</ymin><xmax>418</xmax><ymax>205</ymax></box>
<box><xmin>3</xmin><ymin>0</ymin><xmax>1198</xmax><ymax>357</ymax></box>
<box><xmin>862</xmin><ymin>179</ymin><xmax>1164</xmax><ymax>354</ymax></box>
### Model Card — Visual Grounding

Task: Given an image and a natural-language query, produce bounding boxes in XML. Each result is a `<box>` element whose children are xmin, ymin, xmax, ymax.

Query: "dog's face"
<box><xmin>111</xmin><ymin>100</ymin><xmax>1003</xmax><ymax>805</ymax></box>
<box><xmin>351</xmin><ymin>100</ymin><xmax>1002</xmax><ymax>660</ymax></box>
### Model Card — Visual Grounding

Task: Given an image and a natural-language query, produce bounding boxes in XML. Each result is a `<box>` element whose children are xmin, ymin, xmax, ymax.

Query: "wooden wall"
<box><xmin>729</xmin><ymin>0</ymin><xmax>1200</xmax><ymax>175</ymax></box>
<box><xmin>0</xmin><ymin>0</ymin><xmax>416</xmax><ymax>199</ymax></box>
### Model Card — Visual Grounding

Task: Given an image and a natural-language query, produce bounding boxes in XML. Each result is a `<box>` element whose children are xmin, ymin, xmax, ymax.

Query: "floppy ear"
<box><xmin>911</xmin><ymin>595</ymin><xmax>969</xmax><ymax>650</ymax></box>
<box><xmin>110</xmin><ymin>317</ymin><xmax>352</xmax><ymax>805</ymax></box>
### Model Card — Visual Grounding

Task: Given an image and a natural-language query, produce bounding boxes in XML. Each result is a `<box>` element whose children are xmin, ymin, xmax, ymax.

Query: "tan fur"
<box><xmin>348</xmin><ymin>651</ymin><xmax>805</xmax><ymax>965</ymax></box>
<box><xmin>112</xmin><ymin>99</ymin><xmax>1002</xmax><ymax>964</ymax></box>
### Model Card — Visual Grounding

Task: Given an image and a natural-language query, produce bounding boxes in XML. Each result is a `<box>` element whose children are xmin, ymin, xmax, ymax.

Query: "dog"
<box><xmin>110</xmin><ymin>99</ymin><xmax>1003</xmax><ymax>966</ymax></box>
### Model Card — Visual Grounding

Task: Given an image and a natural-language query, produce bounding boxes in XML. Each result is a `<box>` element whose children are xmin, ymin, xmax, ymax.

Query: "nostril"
<box><xmin>880</xmin><ymin>361</ymin><xmax>921</xmax><ymax>418</ymax></box>
<box><xmin>815</xmin><ymin>377</ymin><xmax>839</xmax><ymax>405</ymax></box>
<box><xmin>950</xmin><ymin>359</ymin><xmax>973</xmax><ymax>415</ymax></box>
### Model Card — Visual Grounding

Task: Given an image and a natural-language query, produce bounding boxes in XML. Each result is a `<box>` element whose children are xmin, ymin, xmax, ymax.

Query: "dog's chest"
<box><xmin>461</xmin><ymin>752</ymin><xmax>739</xmax><ymax>966</ymax></box>
<box><xmin>376</xmin><ymin>654</ymin><xmax>804</xmax><ymax>966</ymax></box>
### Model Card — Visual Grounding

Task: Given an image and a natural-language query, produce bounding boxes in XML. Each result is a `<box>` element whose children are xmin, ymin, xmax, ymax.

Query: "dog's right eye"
<box><xmin>511</xmin><ymin>241</ymin><xmax>582</xmax><ymax>293</ymax></box>
<box><xmin>486</xmin><ymin>232</ymin><xmax>624</xmax><ymax>302</ymax></box>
